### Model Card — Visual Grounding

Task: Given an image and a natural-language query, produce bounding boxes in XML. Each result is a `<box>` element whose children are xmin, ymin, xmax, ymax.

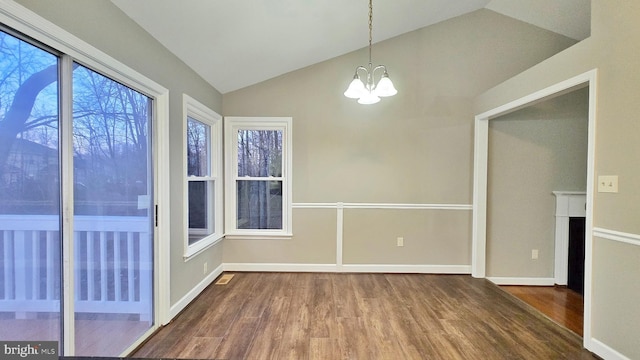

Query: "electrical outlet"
<box><xmin>397</xmin><ymin>237</ymin><xmax>404</xmax><ymax>247</ymax></box>
<box><xmin>203</xmin><ymin>262</ymin><xmax>208</xmax><ymax>274</ymax></box>
<box><xmin>531</xmin><ymin>249</ymin><xmax>539</xmax><ymax>260</ymax></box>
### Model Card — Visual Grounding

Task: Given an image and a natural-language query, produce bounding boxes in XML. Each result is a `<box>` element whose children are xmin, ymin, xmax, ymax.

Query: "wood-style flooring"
<box><xmin>500</xmin><ymin>285</ymin><xmax>584</xmax><ymax>336</ymax></box>
<box><xmin>133</xmin><ymin>272</ymin><xmax>597</xmax><ymax>359</ymax></box>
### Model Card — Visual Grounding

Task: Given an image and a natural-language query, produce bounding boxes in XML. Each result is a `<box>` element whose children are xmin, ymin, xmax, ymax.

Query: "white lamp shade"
<box><xmin>374</xmin><ymin>75</ymin><xmax>397</xmax><ymax>97</ymax></box>
<box><xmin>344</xmin><ymin>77</ymin><xmax>365</xmax><ymax>99</ymax></box>
<box><xmin>357</xmin><ymin>91</ymin><xmax>380</xmax><ymax>104</ymax></box>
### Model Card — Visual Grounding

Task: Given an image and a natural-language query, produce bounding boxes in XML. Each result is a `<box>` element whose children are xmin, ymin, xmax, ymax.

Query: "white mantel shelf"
<box><xmin>553</xmin><ymin>191</ymin><xmax>586</xmax><ymax>285</ymax></box>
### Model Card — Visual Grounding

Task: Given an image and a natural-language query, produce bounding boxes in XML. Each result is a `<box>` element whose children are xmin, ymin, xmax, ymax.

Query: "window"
<box><xmin>225</xmin><ymin>117</ymin><xmax>292</xmax><ymax>237</ymax></box>
<box><xmin>184</xmin><ymin>94</ymin><xmax>222</xmax><ymax>257</ymax></box>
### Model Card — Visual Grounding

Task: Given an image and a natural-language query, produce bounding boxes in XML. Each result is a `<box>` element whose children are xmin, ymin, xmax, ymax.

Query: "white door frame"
<box><xmin>471</xmin><ymin>69</ymin><xmax>597</xmax><ymax>349</ymax></box>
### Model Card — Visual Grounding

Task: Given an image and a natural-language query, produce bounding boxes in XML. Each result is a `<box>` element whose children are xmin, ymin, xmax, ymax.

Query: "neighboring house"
<box><xmin>0</xmin><ymin>138</ymin><xmax>142</xmax><ymax>215</ymax></box>
<box><xmin>0</xmin><ymin>138</ymin><xmax>58</xmax><ymax>212</ymax></box>
<box><xmin>3</xmin><ymin>138</ymin><xmax>57</xmax><ymax>183</ymax></box>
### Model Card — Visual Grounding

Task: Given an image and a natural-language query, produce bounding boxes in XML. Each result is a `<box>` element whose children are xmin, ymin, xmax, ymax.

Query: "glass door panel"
<box><xmin>0</xmin><ymin>30</ymin><xmax>61</xmax><ymax>348</ymax></box>
<box><xmin>72</xmin><ymin>64</ymin><xmax>153</xmax><ymax>356</ymax></box>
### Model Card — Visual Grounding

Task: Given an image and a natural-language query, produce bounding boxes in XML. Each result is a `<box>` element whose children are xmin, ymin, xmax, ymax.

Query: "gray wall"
<box><xmin>222</xmin><ymin>9</ymin><xmax>576</xmax><ymax>267</ymax></box>
<box><xmin>475</xmin><ymin>1</ymin><xmax>640</xmax><ymax>357</ymax></box>
<box><xmin>487</xmin><ymin>88</ymin><xmax>589</xmax><ymax>278</ymax></box>
<box><xmin>14</xmin><ymin>0</ymin><xmax>224</xmax><ymax>307</ymax></box>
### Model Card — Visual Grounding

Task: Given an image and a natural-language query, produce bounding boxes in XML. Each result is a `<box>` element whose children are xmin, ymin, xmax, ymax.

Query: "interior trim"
<box><xmin>293</xmin><ymin>202</ymin><xmax>472</xmax><ymax>210</ymax></box>
<box><xmin>589</xmin><ymin>338</ymin><xmax>632</xmax><ymax>360</ymax></box>
<box><xmin>593</xmin><ymin>227</ymin><xmax>640</xmax><ymax>247</ymax></box>
<box><xmin>168</xmin><ymin>264</ymin><xmax>224</xmax><ymax>320</ymax></box>
<box><xmin>487</xmin><ymin>277</ymin><xmax>555</xmax><ymax>286</ymax></box>
<box><xmin>222</xmin><ymin>263</ymin><xmax>470</xmax><ymax>274</ymax></box>
<box><xmin>341</xmin><ymin>264</ymin><xmax>471</xmax><ymax>274</ymax></box>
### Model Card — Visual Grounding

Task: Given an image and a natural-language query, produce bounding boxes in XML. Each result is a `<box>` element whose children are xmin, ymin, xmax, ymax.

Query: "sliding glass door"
<box><xmin>71</xmin><ymin>64</ymin><xmax>154</xmax><ymax>356</ymax></box>
<box><xmin>0</xmin><ymin>28</ymin><xmax>154</xmax><ymax>357</ymax></box>
<box><xmin>0</xmin><ymin>27</ymin><xmax>62</xmax><ymax>347</ymax></box>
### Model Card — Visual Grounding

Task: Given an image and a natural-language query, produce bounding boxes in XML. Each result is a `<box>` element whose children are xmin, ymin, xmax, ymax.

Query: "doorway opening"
<box><xmin>472</xmin><ymin>69</ymin><xmax>597</xmax><ymax>345</ymax></box>
<box><xmin>488</xmin><ymin>86</ymin><xmax>589</xmax><ymax>337</ymax></box>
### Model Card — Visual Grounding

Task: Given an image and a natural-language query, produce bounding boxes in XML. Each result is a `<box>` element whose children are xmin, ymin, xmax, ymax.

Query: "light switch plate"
<box><xmin>598</xmin><ymin>175</ymin><xmax>618</xmax><ymax>193</ymax></box>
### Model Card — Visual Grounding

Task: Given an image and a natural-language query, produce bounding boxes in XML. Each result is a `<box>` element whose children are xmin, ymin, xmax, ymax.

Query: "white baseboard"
<box><xmin>223</xmin><ymin>263</ymin><xmax>470</xmax><ymax>274</ymax></box>
<box><xmin>341</xmin><ymin>264</ymin><xmax>471</xmax><ymax>274</ymax></box>
<box><xmin>589</xmin><ymin>338</ymin><xmax>632</xmax><ymax>360</ymax></box>
<box><xmin>223</xmin><ymin>263</ymin><xmax>338</xmax><ymax>272</ymax></box>
<box><xmin>487</xmin><ymin>277</ymin><xmax>555</xmax><ymax>286</ymax></box>
<box><xmin>167</xmin><ymin>263</ymin><xmax>223</xmax><ymax>322</ymax></box>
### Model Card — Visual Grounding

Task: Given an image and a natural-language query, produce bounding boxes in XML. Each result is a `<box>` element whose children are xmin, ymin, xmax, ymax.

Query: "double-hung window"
<box><xmin>184</xmin><ymin>95</ymin><xmax>222</xmax><ymax>257</ymax></box>
<box><xmin>224</xmin><ymin>117</ymin><xmax>292</xmax><ymax>237</ymax></box>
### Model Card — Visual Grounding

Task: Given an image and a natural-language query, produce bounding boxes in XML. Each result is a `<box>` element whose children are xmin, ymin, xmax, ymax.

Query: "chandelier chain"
<box><xmin>368</xmin><ymin>0</ymin><xmax>373</xmax><ymax>64</ymax></box>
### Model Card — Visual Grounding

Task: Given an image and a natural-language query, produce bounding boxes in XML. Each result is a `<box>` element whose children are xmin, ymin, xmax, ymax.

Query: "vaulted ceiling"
<box><xmin>110</xmin><ymin>0</ymin><xmax>590</xmax><ymax>94</ymax></box>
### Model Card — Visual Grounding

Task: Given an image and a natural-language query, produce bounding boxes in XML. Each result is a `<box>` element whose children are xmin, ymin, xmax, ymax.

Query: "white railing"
<box><xmin>0</xmin><ymin>215</ymin><xmax>152</xmax><ymax>320</ymax></box>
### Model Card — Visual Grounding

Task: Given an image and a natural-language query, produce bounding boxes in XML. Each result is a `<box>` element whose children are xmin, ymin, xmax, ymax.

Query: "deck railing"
<box><xmin>0</xmin><ymin>215</ymin><xmax>152</xmax><ymax>320</ymax></box>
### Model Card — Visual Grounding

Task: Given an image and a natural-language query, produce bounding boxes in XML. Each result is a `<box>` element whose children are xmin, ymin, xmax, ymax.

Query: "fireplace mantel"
<box><xmin>553</xmin><ymin>191</ymin><xmax>586</xmax><ymax>285</ymax></box>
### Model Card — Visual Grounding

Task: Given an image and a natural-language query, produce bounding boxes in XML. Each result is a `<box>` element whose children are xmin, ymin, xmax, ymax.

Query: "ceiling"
<box><xmin>110</xmin><ymin>0</ymin><xmax>590</xmax><ymax>94</ymax></box>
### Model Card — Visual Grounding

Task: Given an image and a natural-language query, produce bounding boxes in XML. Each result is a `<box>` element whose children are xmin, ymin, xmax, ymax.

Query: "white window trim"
<box><xmin>224</xmin><ymin>116</ymin><xmax>293</xmax><ymax>238</ymax></box>
<box><xmin>183</xmin><ymin>94</ymin><xmax>223</xmax><ymax>259</ymax></box>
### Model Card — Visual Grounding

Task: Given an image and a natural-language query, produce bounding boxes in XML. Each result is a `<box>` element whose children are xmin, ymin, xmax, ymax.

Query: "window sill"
<box><xmin>224</xmin><ymin>233</ymin><xmax>293</xmax><ymax>241</ymax></box>
<box><xmin>183</xmin><ymin>234</ymin><xmax>224</xmax><ymax>261</ymax></box>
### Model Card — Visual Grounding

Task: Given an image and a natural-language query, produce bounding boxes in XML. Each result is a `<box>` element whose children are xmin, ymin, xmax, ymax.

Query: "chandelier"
<box><xmin>343</xmin><ymin>0</ymin><xmax>397</xmax><ymax>104</ymax></box>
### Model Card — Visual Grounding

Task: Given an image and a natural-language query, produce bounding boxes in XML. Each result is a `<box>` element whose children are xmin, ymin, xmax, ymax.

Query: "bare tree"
<box><xmin>1</xmin><ymin>30</ymin><xmax>150</xmax><ymax>214</ymax></box>
<box><xmin>235</xmin><ymin>129</ymin><xmax>283</xmax><ymax>229</ymax></box>
<box><xmin>0</xmin><ymin>63</ymin><xmax>57</xmax><ymax>174</ymax></box>
<box><xmin>71</xmin><ymin>65</ymin><xmax>150</xmax><ymax>213</ymax></box>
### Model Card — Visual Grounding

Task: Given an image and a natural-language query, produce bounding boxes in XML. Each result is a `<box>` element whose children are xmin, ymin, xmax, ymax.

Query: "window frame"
<box><xmin>183</xmin><ymin>94</ymin><xmax>223</xmax><ymax>258</ymax></box>
<box><xmin>224</xmin><ymin>116</ymin><xmax>292</xmax><ymax>238</ymax></box>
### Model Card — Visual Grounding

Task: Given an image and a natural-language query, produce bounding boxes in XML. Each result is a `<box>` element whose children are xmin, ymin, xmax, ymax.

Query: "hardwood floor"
<box><xmin>500</xmin><ymin>285</ymin><xmax>584</xmax><ymax>336</ymax></box>
<box><xmin>133</xmin><ymin>273</ymin><xmax>597</xmax><ymax>359</ymax></box>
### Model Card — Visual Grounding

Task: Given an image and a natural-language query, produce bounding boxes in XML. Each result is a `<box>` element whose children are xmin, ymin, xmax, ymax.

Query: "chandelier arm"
<box><xmin>372</xmin><ymin>65</ymin><xmax>387</xmax><ymax>74</ymax></box>
<box><xmin>353</xmin><ymin>65</ymin><xmax>368</xmax><ymax>76</ymax></box>
<box><xmin>367</xmin><ymin>65</ymin><xmax>387</xmax><ymax>84</ymax></box>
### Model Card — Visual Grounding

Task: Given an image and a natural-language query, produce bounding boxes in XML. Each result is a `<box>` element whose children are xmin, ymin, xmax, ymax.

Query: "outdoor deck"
<box><xmin>0</xmin><ymin>215</ymin><xmax>152</xmax><ymax>356</ymax></box>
